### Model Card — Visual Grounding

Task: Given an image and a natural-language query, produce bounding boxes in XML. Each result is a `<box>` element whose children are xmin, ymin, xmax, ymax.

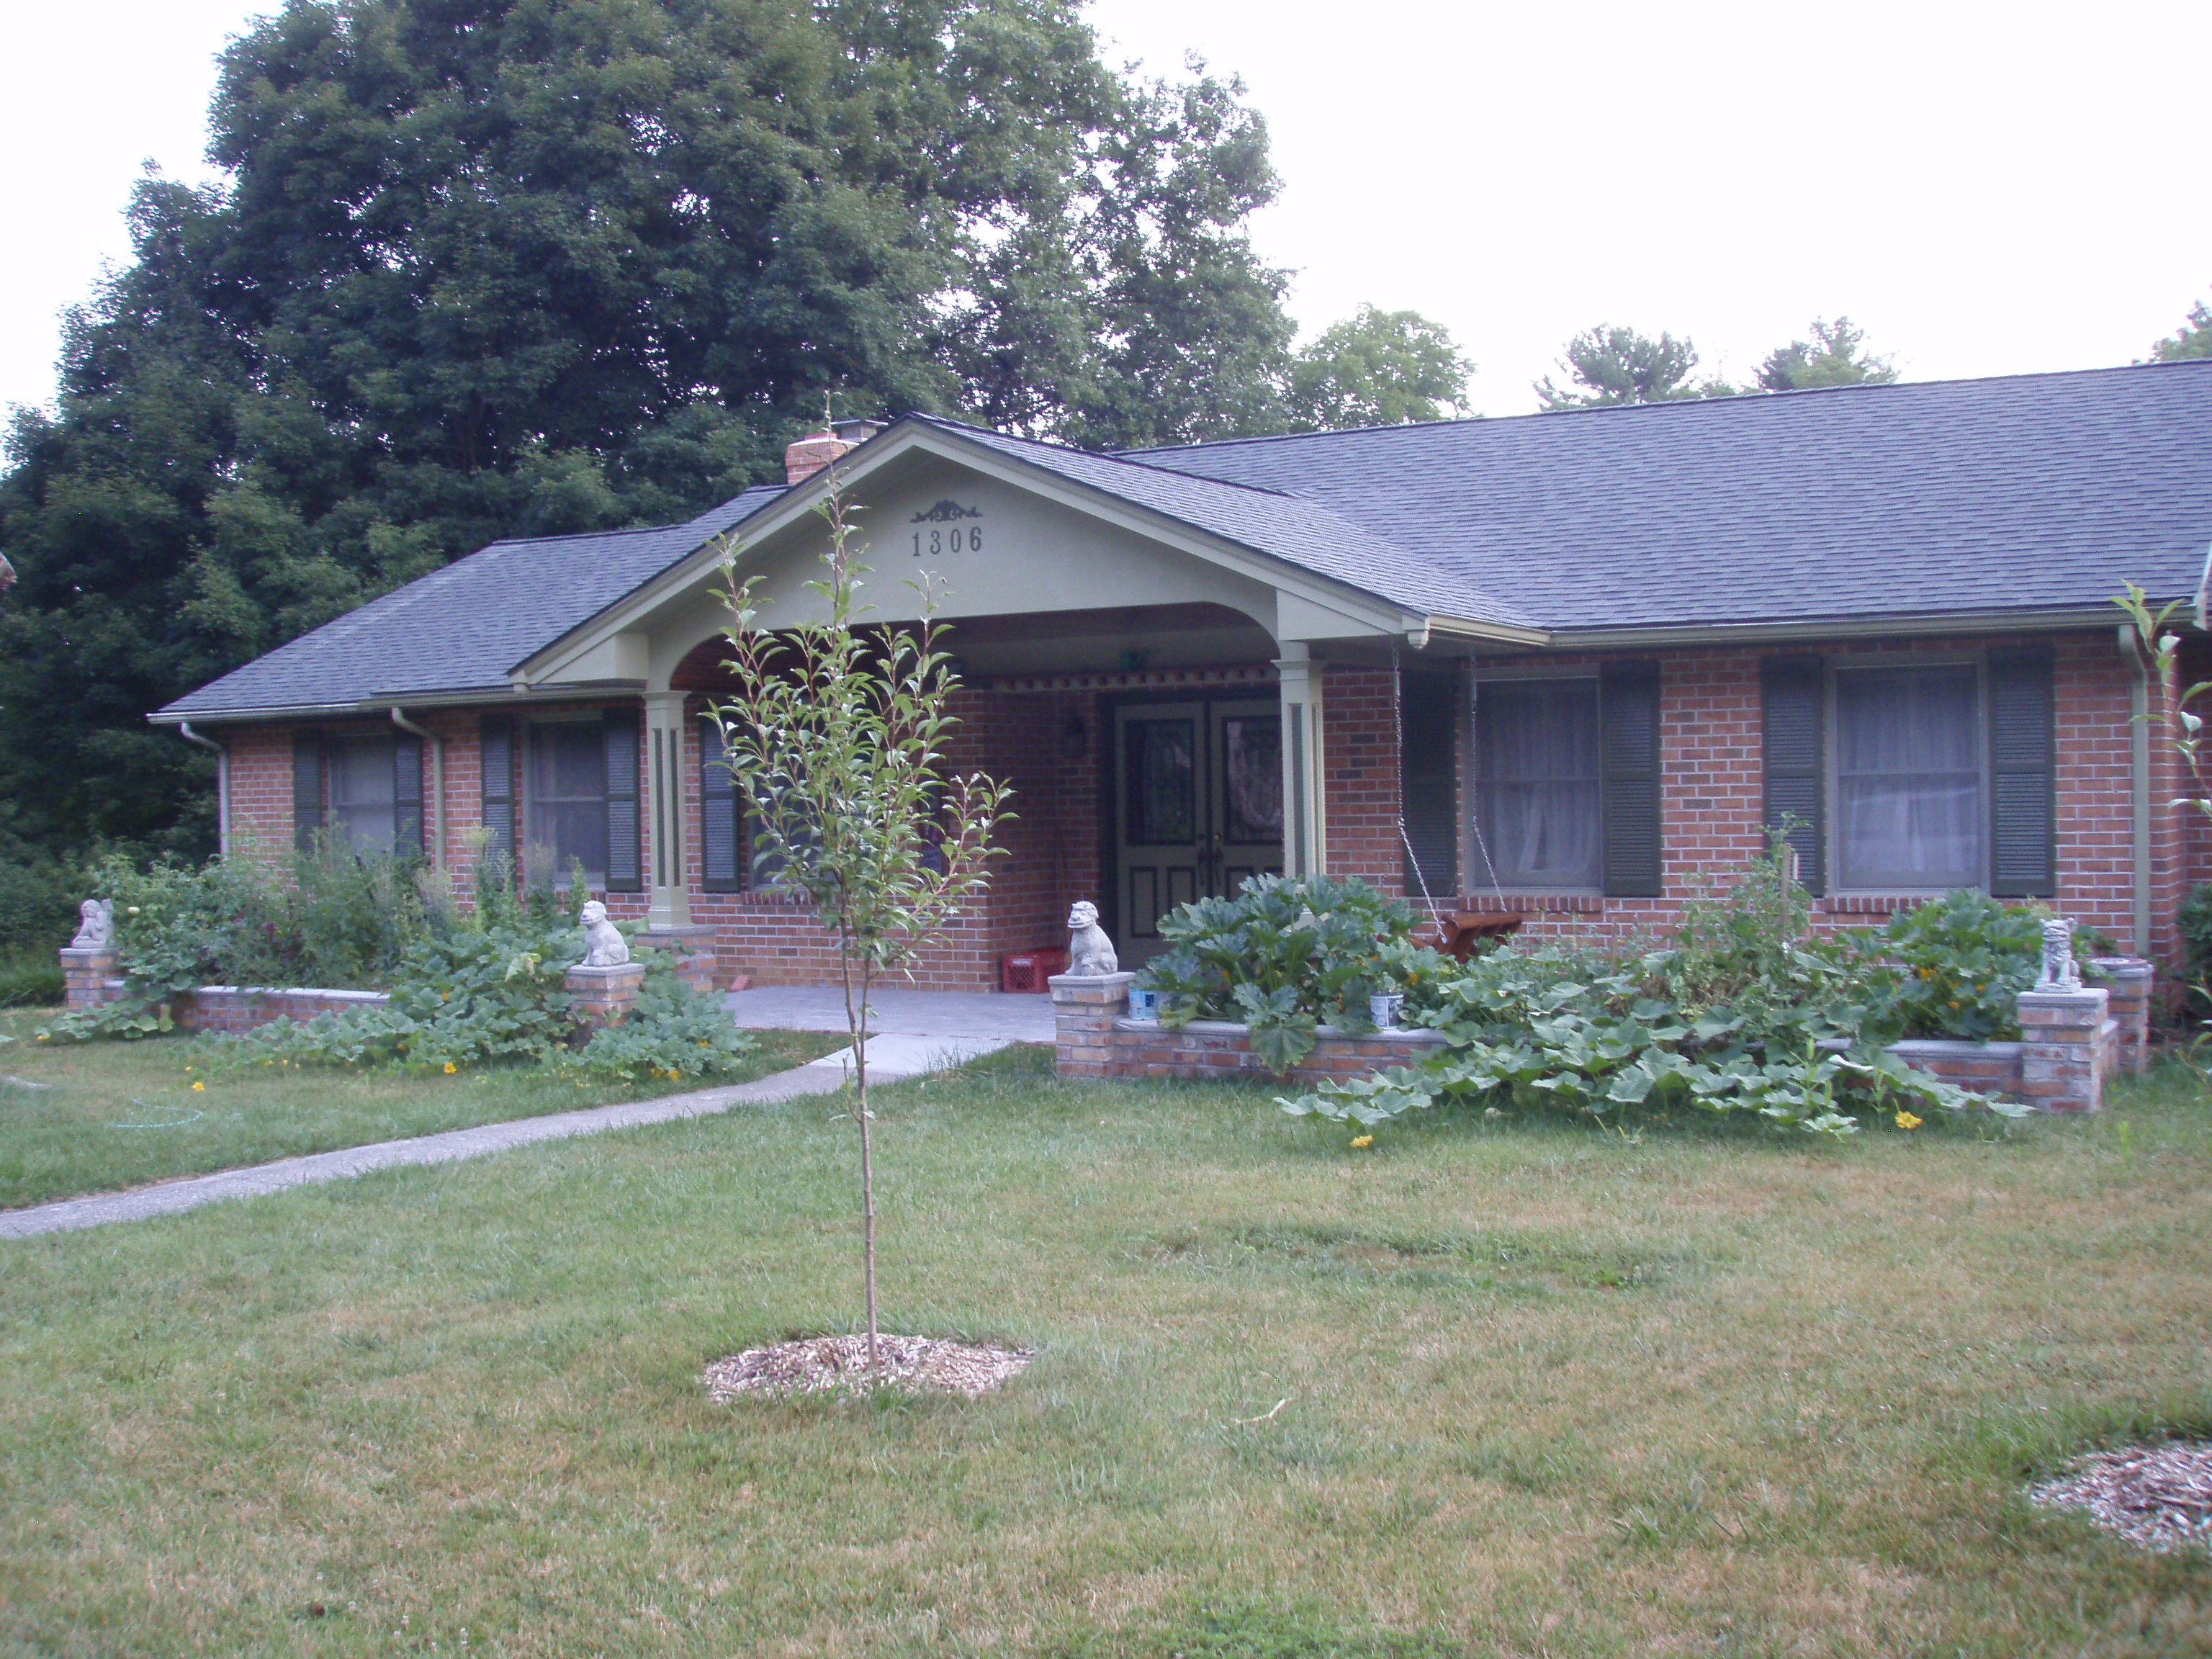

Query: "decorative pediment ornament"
<box><xmin>910</xmin><ymin>500</ymin><xmax>982</xmax><ymax>523</ymax></box>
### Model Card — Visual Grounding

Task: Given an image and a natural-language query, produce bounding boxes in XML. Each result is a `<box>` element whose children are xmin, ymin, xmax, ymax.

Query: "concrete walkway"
<box><xmin>0</xmin><ymin>1014</ymin><xmax>1033</xmax><ymax>1241</ymax></box>
<box><xmin>726</xmin><ymin>984</ymin><xmax>1056</xmax><ymax>1074</ymax></box>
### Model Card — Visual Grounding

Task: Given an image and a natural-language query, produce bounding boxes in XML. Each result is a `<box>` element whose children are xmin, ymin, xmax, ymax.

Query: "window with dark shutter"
<box><xmin>1761</xmin><ymin>657</ymin><xmax>1826</xmax><ymax>896</ymax></box>
<box><xmin>480</xmin><ymin>716</ymin><xmax>515</xmax><ymax>873</ymax></box>
<box><xmin>392</xmin><ymin>733</ymin><xmax>423</xmax><ymax>858</ymax></box>
<box><xmin>1987</xmin><ymin>647</ymin><xmax>2056</xmax><ymax>897</ymax></box>
<box><xmin>1471</xmin><ymin>678</ymin><xmax>1601</xmax><ymax>889</ymax></box>
<box><xmin>604</xmin><ymin>709</ymin><xmax>642</xmax><ymax>893</ymax></box>
<box><xmin>1400</xmin><ymin>669</ymin><xmax>1459</xmax><ymax>900</ymax></box>
<box><xmin>292</xmin><ymin>732</ymin><xmax>324</xmax><ymax>853</ymax></box>
<box><xmin>701</xmin><ymin>719</ymin><xmax>742</xmax><ymax>893</ymax></box>
<box><xmin>1600</xmin><ymin>662</ymin><xmax>1663</xmax><ymax>897</ymax></box>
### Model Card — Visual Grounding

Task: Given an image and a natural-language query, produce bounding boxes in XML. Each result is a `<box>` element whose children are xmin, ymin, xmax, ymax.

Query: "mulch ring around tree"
<box><xmin>703</xmin><ymin>1334</ymin><xmax>1033</xmax><ymax>1401</ymax></box>
<box><xmin>2031</xmin><ymin>1442</ymin><xmax>2212</xmax><ymax>1552</ymax></box>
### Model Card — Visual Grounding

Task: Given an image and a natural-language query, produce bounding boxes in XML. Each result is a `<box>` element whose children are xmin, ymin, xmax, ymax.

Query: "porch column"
<box><xmin>643</xmin><ymin>691</ymin><xmax>691</xmax><ymax>928</ymax></box>
<box><xmin>1275</xmin><ymin>646</ymin><xmax>1328</xmax><ymax>877</ymax></box>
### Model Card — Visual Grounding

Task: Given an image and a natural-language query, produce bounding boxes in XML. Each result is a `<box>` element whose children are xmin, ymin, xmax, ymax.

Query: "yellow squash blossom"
<box><xmin>1895</xmin><ymin>1110</ymin><xmax>1923</xmax><ymax>1130</ymax></box>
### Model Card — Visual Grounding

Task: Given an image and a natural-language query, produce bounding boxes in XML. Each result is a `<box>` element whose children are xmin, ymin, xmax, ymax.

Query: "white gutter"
<box><xmin>2119</xmin><ymin>624</ymin><xmax>2154</xmax><ymax>956</ymax></box>
<box><xmin>390</xmin><ymin>707</ymin><xmax>445</xmax><ymax>868</ymax></box>
<box><xmin>178</xmin><ymin>721</ymin><xmax>228</xmax><ymax>859</ymax></box>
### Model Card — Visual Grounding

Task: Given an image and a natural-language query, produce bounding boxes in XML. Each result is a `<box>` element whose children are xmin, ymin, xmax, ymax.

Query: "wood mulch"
<box><xmin>2031</xmin><ymin>1442</ymin><xmax>2212</xmax><ymax>1552</ymax></box>
<box><xmin>703</xmin><ymin>1334</ymin><xmax>1032</xmax><ymax>1401</ymax></box>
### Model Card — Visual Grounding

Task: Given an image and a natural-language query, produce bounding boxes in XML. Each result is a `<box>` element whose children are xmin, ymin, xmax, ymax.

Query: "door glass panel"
<box><xmin>1220</xmin><ymin>716</ymin><xmax>1283</xmax><ymax>844</ymax></box>
<box><xmin>1125</xmin><ymin>719</ymin><xmax>1196</xmax><ymax>844</ymax></box>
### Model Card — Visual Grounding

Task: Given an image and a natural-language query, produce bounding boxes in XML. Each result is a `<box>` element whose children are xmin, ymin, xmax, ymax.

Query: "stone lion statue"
<box><xmin>2033</xmin><ymin>916</ymin><xmax>2080</xmax><ymax>992</ymax></box>
<box><xmin>1066</xmin><ymin>900</ymin><xmax>1118</xmax><ymax>976</ymax></box>
<box><xmin>70</xmin><ymin>898</ymin><xmax>114</xmax><ymax>949</ymax></box>
<box><xmin>579</xmin><ymin>900</ymin><xmax>631</xmax><ymax>968</ymax></box>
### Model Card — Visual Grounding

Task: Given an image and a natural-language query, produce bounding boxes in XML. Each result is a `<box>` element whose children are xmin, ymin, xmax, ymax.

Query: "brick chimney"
<box><xmin>783</xmin><ymin>418</ymin><xmax>886</xmax><ymax>486</ymax></box>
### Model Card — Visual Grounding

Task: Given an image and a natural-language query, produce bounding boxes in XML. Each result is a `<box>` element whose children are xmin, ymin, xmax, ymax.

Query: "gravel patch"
<box><xmin>703</xmin><ymin>1334</ymin><xmax>1033</xmax><ymax>1400</ymax></box>
<box><xmin>2031</xmin><ymin>1442</ymin><xmax>2212</xmax><ymax>1552</ymax></box>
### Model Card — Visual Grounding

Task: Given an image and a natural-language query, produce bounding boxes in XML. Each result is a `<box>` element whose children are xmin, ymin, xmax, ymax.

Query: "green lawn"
<box><xmin>1</xmin><ymin>1046</ymin><xmax>2208</xmax><ymax>1656</ymax></box>
<box><xmin>0</xmin><ymin>1010</ymin><xmax>838</xmax><ymax>1209</ymax></box>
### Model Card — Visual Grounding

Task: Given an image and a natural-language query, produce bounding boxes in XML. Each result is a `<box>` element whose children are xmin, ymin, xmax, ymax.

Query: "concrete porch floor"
<box><xmin>723</xmin><ymin>984</ymin><xmax>1057</xmax><ymax>1076</ymax></box>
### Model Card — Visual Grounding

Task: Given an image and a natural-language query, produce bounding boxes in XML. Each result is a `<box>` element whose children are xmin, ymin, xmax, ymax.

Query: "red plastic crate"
<box><xmin>1000</xmin><ymin>948</ymin><xmax>1069</xmax><ymax>993</ymax></box>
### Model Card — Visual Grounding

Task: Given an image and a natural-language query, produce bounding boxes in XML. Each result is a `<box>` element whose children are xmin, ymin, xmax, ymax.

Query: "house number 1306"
<box><xmin>912</xmin><ymin>526</ymin><xmax>981</xmax><ymax>556</ymax></box>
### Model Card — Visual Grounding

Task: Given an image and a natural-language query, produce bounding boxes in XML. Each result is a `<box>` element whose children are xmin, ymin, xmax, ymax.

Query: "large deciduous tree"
<box><xmin>2149</xmin><ymin>297</ymin><xmax>2212</xmax><ymax>362</ymax></box>
<box><xmin>1282</xmin><ymin>304</ymin><xmax>1475</xmax><ymax>432</ymax></box>
<box><xmin>0</xmin><ymin>0</ymin><xmax>1310</xmax><ymax>860</ymax></box>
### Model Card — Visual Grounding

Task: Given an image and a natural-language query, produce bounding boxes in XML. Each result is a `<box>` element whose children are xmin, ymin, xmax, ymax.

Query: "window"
<box><xmin>529</xmin><ymin>721</ymin><xmax>611</xmax><ymax>886</ymax></box>
<box><xmin>1472</xmin><ymin>678</ymin><xmax>1602</xmax><ymax>889</ymax></box>
<box><xmin>328</xmin><ymin>736</ymin><xmax>399</xmax><ymax>851</ymax></box>
<box><xmin>1833</xmin><ymin>665</ymin><xmax>1981</xmax><ymax>891</ymax></box>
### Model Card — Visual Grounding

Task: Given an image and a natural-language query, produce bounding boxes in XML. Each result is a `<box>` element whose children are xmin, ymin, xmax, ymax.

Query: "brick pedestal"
<box><xmin>633</xmin><ymin>925</ymin><xmax>721</xmax><ymax>994</ymax></box>
<box><xmin>1050</xmin><ymin>971</ymin><xmax>1136</xmax><ymax>1079</ymax></box>
<box><xmin>565</xmin><ymin>961</ymin><xmax>647</xmax><ymax>1033</ymax></box>
<box><xmin>2088</xmin><ymin>957</ymin><xmax>2154</xmax><ymax>1073</ymax></box>
<box><xmin>2015</xmin><ymin>984</ymin><xmax>2113</xmax><ymax>1112</ymax></box>
<box><xmin>58</xmin><ymin>945</ymin><xmax>121</xmax><ymax>1011</ymax></box>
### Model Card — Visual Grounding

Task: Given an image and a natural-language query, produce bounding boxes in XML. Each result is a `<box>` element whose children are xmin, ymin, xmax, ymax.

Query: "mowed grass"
<box><xmin>0</xmin><ymin>1010</ymin><xmax>838</xmax><ymax>1208</ymax></box>
<box><xmin>2</xmin><ymin>1046</ymin><xmax>2210</xmax><ymax>1657</ymax></box>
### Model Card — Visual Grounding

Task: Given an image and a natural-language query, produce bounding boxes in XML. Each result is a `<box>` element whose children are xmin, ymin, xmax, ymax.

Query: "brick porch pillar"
<box><xmin>566</xmin><ymin>961</ymin><xmax>647</xmax><ymax>1033</ymax></box>
<box><xmin>1051</xmin><ymin>971</ymin><xmax>1134</xmax><ymax>1079</ymax></box>
<box><xmin>2088</xmin><ymin>957</ymin><xmax>2154</xmax><ymax>1074</ymax></box>
<box><xmin>2016</xmin><ymin>983</ymin><xmax>2112</xmax><ymax>1112</ymax></box>
<box><xmin>58</xmin><ymin>944</ymin><xmax>121</xmax><ymax>1012</ymax></box>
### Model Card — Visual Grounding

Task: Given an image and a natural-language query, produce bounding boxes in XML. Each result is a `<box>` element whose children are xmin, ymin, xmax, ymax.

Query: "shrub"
<box><xmin>2177</xmin><ymin>884</ymin><xmax>2212</xmax><ymax>1016</ymax></box>
<box><xmin>0</xmin><ymin>949</ymin><xmax>64</xmax><ymax>1009</ymax></box>
<box><xmin>1134</xmin><ymin>874</ymin><xmax>1448</xmax><ymax>1069</ymax></box>
<box><xmin>1851</xmin><ymin>889</ymin><xmax>2102</xmax><ymax>1043</ymax></box>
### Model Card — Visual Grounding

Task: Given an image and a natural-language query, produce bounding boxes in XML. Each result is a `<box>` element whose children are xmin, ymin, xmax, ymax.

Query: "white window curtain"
<box><xmin>528</xmin><ymin>723</ymin><xmax>610</xmax><ymax>886</ymax></box>
<box><xmin>327</xmin><ymin>736</ymin><xmax>397</xmax><ymax>852</ymax></box>
<box><xmin>1473</xmin><ymin>679</ymin><xmax>1601</xmax><ymax>889</ymax></box>
<box><xmin>1834</xmin><ymin>665</ymin><xmax>1981</xmax><ymax>890</ymax></box>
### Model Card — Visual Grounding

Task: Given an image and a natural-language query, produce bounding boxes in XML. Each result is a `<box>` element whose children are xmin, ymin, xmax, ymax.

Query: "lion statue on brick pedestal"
<box><xmin>1066</xmin><ymin>901</ymin><xmax>1118</xmax><ymax>976</ymax></box>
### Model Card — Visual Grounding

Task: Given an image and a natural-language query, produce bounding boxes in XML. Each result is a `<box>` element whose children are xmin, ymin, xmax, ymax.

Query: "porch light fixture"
<box><xmin>1060</xmin><ymin>711</ymin><xmax>1088</xmax><ymax>760</ymax></box>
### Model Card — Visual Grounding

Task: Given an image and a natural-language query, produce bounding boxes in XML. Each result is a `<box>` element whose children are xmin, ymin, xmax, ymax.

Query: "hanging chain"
<box><xmin>1467</xmin><ymin>648</ymin><xmax>1502</xmax><ymax>893</ymax></box>
<box><xmin>1390</xmin><ymin>641</ymin><xmax>1448</xmax><ymax>927</ymax></box>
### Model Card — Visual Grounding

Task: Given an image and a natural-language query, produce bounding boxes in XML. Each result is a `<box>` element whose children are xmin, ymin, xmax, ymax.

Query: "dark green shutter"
<box><xmin>392</xmin><ymin>733</ymin><xmax>423</xmax><ymax>858</ymax></box>
<box><xmin>1761</xmin><ymin>657</ymin><xmax>1826</xmax><ymax>896</ymax></box>
<box><xmin>701</xmin><ymin>719</ymin><xmax>741</xmax><ymax>893</ymax></box>
<box><xmin>1600</xmin><ymin>662</ymin><xmax>1663</xmax><ymax>897</ymax></box>
<box><xmin>1987</xmin><ymin>647</ymin><xmax>2056</xmax><ymax>897</ymax></box>
<box><xmin>292</xmin><ymin>732</ymin><xmax>324</xmax><ymax>853</ymax></box>
<box><xmin>1399</xmin><ymin>670</ymin><xmax>1458</xmax><ymax>900</ymax></box>
<box><xmin>604</xmin><ymin>708</ymin><xmax>642</xmax><ymax>893</ymax></box>
<box><xmin>479</xmin><ymin>716</ymin><xmax>515</xmax><ymax>871</ymax></box>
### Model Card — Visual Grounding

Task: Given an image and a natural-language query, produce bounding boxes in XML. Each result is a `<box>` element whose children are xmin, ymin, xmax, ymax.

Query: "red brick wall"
<box><xmin>210</xmin><ymin>625</ymin><xmax>2182</xmax><ymax>989</ymax></box>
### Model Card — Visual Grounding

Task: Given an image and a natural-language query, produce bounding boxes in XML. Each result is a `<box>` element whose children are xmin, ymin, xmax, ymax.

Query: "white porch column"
<box><xmin>643</xmin><ymin>691</ymin><xmax>691</xmax><ymax>927</ymax></box>
<box><xmin>1275</xmin><ymin>646</ymin><xmax>1327</xmax><ymax>878</ymax></box>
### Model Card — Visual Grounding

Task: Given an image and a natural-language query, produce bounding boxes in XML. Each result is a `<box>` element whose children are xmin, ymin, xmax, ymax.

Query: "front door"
<box><xmin>1112</xmin><ymin>695</ymin><xmax>1284</xmax><ymax>967</ymax></box>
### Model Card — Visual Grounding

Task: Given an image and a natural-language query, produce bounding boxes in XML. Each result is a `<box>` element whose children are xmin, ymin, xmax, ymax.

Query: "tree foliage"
<box><xmin>1755</xmin><ymin>316</ymin><xmax>1898</xmax><ymax>391</ymax></box>
<box><xmin>1282</xmin><ymin>305</ymin><xmax>1474</xmax><ymax>433</ymax></box>
<box><xmin>0</xmin><ymin>0</ymin><xmax>1344</xmax><ymax>860</ymax></box>
<box><xmin>2149</xmin><ymin>297</ymin><xmax>2212</xmax><ymax>362</ymax></box>
<box><xmin>1534</xmin><ymin>325</ymin><xmax>1732</xmax><ymax>410</ymax></box>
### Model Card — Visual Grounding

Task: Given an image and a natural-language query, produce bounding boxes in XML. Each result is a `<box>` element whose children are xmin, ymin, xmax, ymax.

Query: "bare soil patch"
<box><xmin>703</xmin><ymin>1334</ymin><xmax>1033</xmax><ymax>1400</ymax></box>
<box><xmin>2031</xmin><ymin>1442</ymin><xmax>2212</xmax><ymax>1552</ymax></box>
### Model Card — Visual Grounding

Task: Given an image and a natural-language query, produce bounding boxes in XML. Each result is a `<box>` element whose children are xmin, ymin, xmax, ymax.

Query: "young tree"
<box><xmin>1755</xmin><ymin>316</ymin><xmax>1899</xmax><ymax>391</ymax></box>
<box><xmin>1282</xmin><ymin>304</ymin><xmax>1475</xmax><ymax>432</ymax></box>
<box><xmin>1534</xmin><ymin>325</ymin><xmax>1732</xmax><ymax>410</ymax></box>
<box><xmin>707</xmin><ymin>461</ymin><xmax>1011</xmax><ymax>1382</ymax></box>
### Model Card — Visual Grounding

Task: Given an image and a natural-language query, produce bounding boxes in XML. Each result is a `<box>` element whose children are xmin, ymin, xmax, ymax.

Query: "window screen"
<box><xmin>1833</xmin><ymin>665</ymin><xmax>1981</xmax><ymax>891</ymax></box>
<box><xmin>529</xmin><ymin>722</ymin><xmax>610</xmax><ymax>886</ymax></box>
<box><xmin>1473</xmin><ymin>678</ymin><xmax>1602</xmax><ymax>889</ymax></box>
<box><xmin>327</xmin><ymin>736</ymin><xmax>398</xmax><ymax>852</ymax></box>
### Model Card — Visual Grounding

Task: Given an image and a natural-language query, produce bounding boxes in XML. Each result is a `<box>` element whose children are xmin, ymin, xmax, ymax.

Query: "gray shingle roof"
<box><xmin>1117</xmin><ymin>360</ymin><xmax>2212</xmax><ymax>633</ymax></box>
<box><xmin>914</xmin><ymin>418</ymin><xmax>1540</xmax><ymax>628</ymax></box>
<box><xmin>158</xmin><ymin>488</ymin><xmax>780</xmax><ymax>719</ymax></box>
<box><xmin>157</xmin><ymin>361</ymin><xmax>2212</xmax><ymax>722</ymax></box>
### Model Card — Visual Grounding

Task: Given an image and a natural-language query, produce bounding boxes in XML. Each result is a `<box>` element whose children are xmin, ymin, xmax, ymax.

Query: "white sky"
<box><xmin>3</xmin><ymin>0</ymin><xmax>2206</xmax><ymax>422</ymax></box>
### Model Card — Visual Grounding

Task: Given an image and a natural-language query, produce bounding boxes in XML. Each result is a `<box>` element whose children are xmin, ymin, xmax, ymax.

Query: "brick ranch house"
<box><xmin>155</xmin><ymin>361</ymin><xmax>2212</xmax><ymax>990</ymax></box>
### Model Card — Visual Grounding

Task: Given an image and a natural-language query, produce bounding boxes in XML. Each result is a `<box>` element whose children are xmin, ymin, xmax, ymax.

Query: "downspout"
<box><xmin>179</xmin><ymin>721</ymin><xmax>228</xmax><ymax>860</ymax></box>
<box><xmin>2119</xmin><ymin>625</ymin><xmax>2154</xmax><ymax>957</ymax></box>
<box><xmin>390</xmin><ymin>706</ymin><xmax>445</xmax><ymax>868</ymax></box>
